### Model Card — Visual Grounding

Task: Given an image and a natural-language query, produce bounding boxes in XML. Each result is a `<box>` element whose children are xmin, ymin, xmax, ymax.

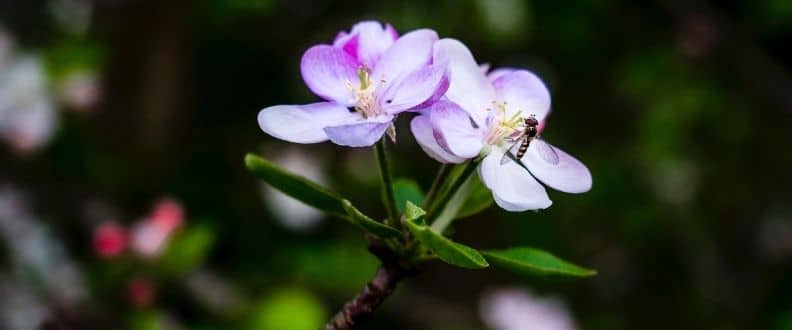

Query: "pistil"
<box><xmin>345</xmin><ymin>66</ymin><xmax>382</xmax><ymax>119</ymax></box>
<box><xmin>483</xmin><ymin>101</ymin><xmax>524</xmax><ymax>146</ymax></box>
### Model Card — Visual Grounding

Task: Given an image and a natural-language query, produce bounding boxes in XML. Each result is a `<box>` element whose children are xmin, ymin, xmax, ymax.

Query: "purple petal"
<box><xmin>377</xmin><ymin>60</ymin><xmax>449</xmax><ymax>115</ymax></box>
<box><xmin>433</xmin><ymin>39</ymin><xmax>495</xmax><ymax>126</ymax></box>
<box><xmin>486</xmin><ymin>67</ymin><xmax>517</xmax><ymax>82</ymax></box>
<box><xmin>410</xmin><ymin>114</ymin><xmax>466</xmax><ymax>163</ymax></box>
<box><xmin>479</xmin><ymin>149</ymin><xmax>552</xmax><ymax>211</ymax></box>
<box><xmin>323</xmin><ymin>116</ymin><xmax>394</xmax><ymax>147</ymax></box>
<box><xmin>333</xmin><ymin>21</ymin><xmax>398</xmax><ymax>68</ymax></box>
<box><xmin>372</xmin><ymin>29</ymin><xmax>438</xmax><ymax>84</ymax></box>
<box><xmin>523</xmin><ymin>139</ymin><xmax>592</xmax><ymax>193</ymax></box>
<box><xmin>492</xmin><ymin>70</ymin><xmax>551</xmax><ymax>122</ymax></box>
<box><xmin>333</xmin><ymin>31</ymin><xmax>349</xmax><ymax>44</ymax></box>
<box><xmin>258</xmin><ymin>102</ymin><xmax>358</xmax><ymax>143</ymax></box>
<box><xmin>429</xmin><ymin>100</ymin><xmax>484</xmax><ymax>159</ymax></box>
<box><xmin>300</xmin><ymin>45</ymin><xmax>360</xmax><ymax>105</ymax></box>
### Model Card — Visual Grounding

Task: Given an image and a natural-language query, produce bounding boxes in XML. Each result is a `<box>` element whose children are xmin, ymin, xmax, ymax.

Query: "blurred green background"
<box><xmin>1</xmin><ymin>0</ymin><xmax>791</xmax><ymax>329</ymax></box>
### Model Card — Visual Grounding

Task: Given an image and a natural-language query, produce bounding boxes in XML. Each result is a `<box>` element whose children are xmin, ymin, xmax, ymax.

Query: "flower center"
<box><xmin>483</xmin><ymin>101</ymin><xmax>525</xmax><ymax>147</ymax></box>
<box><xmin>345</xmin><ymin>66</ymin><xmax>383</xmax><ymax>119</ymax></box>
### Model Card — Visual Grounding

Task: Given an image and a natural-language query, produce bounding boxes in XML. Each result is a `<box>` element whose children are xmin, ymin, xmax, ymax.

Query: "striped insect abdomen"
<box><xmin>516</xmin><ymin>138</ymin><xmax>530</xmax><ymax>160</ymax></box>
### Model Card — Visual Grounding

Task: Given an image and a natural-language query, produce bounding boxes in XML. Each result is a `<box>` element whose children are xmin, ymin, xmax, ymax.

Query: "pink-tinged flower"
<box><xmin>480</xmin><ymin>288</ymin><xmax>577</xmax><ymax>330</ymax></box>
<box><xmin>411</xmin><ymin>39</ymin><xmax>591</xmax><ymax>211</ymax></box>
<box><xmin>149</xmin><ymin>198</ymin><xmax>184</xmax><ymax>233</ymax></box>
<box><xmin>93</xmin><ymin>221</ymin><xmax>127</xmax><ymax>258</ymax></box>
<box><xmin>130</xmin><ymin>220</ymin><xmax>170</xmax><ymax>258</ymax></box>
<box><xmin>258</xmin><ymin>21</ymin><xmax>449</xmax><ymax>147</ymax></box>
<box><xmin>130</xmin><ymin>199</ymin><xmax>184</xmax><ymax>258</ymax></box>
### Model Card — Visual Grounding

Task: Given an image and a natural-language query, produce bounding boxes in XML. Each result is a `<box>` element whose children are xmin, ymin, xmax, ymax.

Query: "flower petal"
<box><xmin>523</xmin><ymin>139</ymin><xmax>592</xmax><ymax>193</ymax></box>
<box><xmin>410</xmin><ymin>114</ymin><xmax>465</xmax><ymax>163</ymax></box>
<box><xmin>486</xmin><ymin>67</ymin><xmax>517</xmax><ymax>82</ymax></box>
<box><xmin>333</xmin><ymin>21</ymin><xmax>398</xmax><ymax>68</ymax></box>
<box><xmin>323</xmin><ymin>116</ymin><xmax>394</xmax><ymax>147</ymax></box>
<box><xmin>479</xmin><ymin>149</ymin><xmax>552</xmax><ymax>211</ymax></box>
<box><xmin>258</xmin><ymin>102</ymin><xmax>357</xmax><ymax>143</ymax></box>
<box><xmin>429</xmin><ymin>100</ymin><xmax>484</xmax><ymax>159</ymax></box>
<box><xmin>492</xmin><ymin>70</ymin><xmax>551</xmax><ymax>122</ymax></box>
<box><xmin>433</xmin><ymin>38</ymin><xmax>495</xmax><ymax>126</ymax></box>
<box><xmin>300</xmin><ymin>45</ymin><xmax>360</xmax><ymax>105</ymax></box>
<box><xmin>377</xmin><ymin>60</ymin><xmax>449</xmax><ymax>115</ymax></box>
<box><xmin>372</xmin><ymin>29</ymin><xmax>437</xmax><ymax>84</ymax></box>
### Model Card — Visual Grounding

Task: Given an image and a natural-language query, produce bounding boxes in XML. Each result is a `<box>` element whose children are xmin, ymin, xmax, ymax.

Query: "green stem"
<box><xmin>375</xmin><ymin>140</ymin><xmax>400</xmax><ymax>229</ymax></box>
<box><xmin>422</xmin><ymin>164</ymin><xmax>450</xmax><ymax>210</ymax></box>
<box><xmin>426</xmin><ymin>159</ymin><xmax>480</xmax><ymax>223</ymax></box>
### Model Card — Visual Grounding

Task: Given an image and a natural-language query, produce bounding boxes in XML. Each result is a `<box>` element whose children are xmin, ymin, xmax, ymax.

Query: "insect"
<box><xmin>500</xmin><ymin>114</ymin><xmax>559</xmax><ymax>166</ymax></box>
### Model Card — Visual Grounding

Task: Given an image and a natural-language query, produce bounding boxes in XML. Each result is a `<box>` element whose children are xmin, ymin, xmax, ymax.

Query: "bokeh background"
<box><xmin>1</xmin><ymin>0</ymin><xmax>791</xmax><ymax>329</ymax></box>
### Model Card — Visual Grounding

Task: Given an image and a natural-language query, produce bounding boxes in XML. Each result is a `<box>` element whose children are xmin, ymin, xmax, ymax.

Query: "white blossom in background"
<box><xmin>0</xmin><ymin>186</ymin><xmax>87</xmax><ymax>305</ymax></box>
<box><xmin>480</xmin><ymin>288</ymin><xmax>577</xmax><ymax>330</ymax></box>
<box><xmin>0</xmin><ymin>55</ymin><xmax>58</xmax><ymax>153</ymax></box>
<box><xmin>184</xmin><ymin>268</ymin><xmax>246</xmax><ymax>316</ymax></box>
<box><xmin>57</xmin><ymin>70</ymin><xmax>100</xmax><ymax>111</ymax></box>
<box><xmin>261</xmin><ymin>147</ymin><xmax>326</xmax><ymax>231</ymax></box>
<box><xmin>0</xmin><ymin>277</ymin><xmax>49</xmax><ymax>330</ymax></box>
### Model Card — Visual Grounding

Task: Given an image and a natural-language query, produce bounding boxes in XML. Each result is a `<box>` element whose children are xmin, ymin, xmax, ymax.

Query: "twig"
<box><xmin>324</xmin><ymin>245</ymin><xmax>415</xmax><ymax>330</ymax></box>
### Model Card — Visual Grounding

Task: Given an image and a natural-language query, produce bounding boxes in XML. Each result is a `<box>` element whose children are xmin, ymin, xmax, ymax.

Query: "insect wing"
<box><xmin>532</xmin><ymin>138</ymin><xmax>560</xmax><ymax>165</ymax></box>
<box><xmin>500</xmin><ymin>138</ymin><xmax>523</xmax><ymax>165</ymax></box>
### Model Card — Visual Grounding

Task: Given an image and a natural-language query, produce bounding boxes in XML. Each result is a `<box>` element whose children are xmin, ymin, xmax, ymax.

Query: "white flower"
<box><xmin>480</xmin><ymin>288</ymin><xmax>577</xmax><ymax>330</ymax></box>
<box><xmin>261</xmin><ymin>147</ymin><xmax>327</xmax><ymax>231</ymax></box>
<box><xmin>0</xmin><ymin>55</ymin><xmax>57</xmax><ymax>153</ymax></box>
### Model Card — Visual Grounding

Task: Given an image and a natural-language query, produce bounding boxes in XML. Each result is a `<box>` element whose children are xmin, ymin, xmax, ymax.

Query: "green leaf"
<box><xmin>404</xmin><ymin>201</ymin><xmax>427</xmax><ymax>224</ymax></box>
<box><xmin>393</xmin><ymin>179</ymin><xmax>425</xmax><ymax>214</ymax></box>
<box><xmin>341</xmin><ymin>200</ymin><xmax>401</xmax><ymax>238</ymax></box>
<box><xmin>482</xmin><ymin>247</ymin><xmax>597</xmax><ymax>278</ymax></box>
<box><xmin>429</xmin><ymin>165</ymin><xmax>493</xmax><ymax>234</ymax></box>
<box><xmin>405</xmin><ymin>202</ymin><xmax>488</xmax><ymax>269</ymax></box>
<box><xmin>455</xmin><ymin>175</ymin><xmax>493</xmax><ymax>218</ymax></box>
<box><xmin>245</xmin><ymin>153</ymin><xmax>346</xmax><ymax>215</ymax></box>
<box><xmin>246</xmin><ymin>153</ymin><xmax>399</xmax><ymax>238</ymax></box>
<box><xmin>155</xmin><ymin>225</ymin><xmax>215</xmax><ymax>278</ymax></box>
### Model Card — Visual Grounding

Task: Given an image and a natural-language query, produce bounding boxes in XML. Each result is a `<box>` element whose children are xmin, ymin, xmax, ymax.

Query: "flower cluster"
<box><xmin>93</xmin><ymin>198</ymin><xmax>185</xmax><ymax>259</ymax></box>
<box><xmin>258</xmin><ymin>21</ymin><xmax>592</xmax><ymax>211</ymax></box>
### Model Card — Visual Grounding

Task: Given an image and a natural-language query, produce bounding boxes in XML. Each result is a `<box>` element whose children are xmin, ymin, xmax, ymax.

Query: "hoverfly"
<box><xmin>500</xmin><ymin>114</ymin><xmax>560</xmax><ymax>166</ymax></box>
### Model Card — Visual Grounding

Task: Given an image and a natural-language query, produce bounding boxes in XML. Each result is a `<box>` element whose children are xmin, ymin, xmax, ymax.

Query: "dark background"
<box><xmin>1</xmin><ymin>0</ymin><xmax>791</xmax><ymax>329</ymax></box>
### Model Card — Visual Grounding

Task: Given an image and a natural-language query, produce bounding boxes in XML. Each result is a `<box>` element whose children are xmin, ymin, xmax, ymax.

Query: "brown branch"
<box><xmin>324</xmin><ymin>245</ymin><xmax>415</xmax><ymax>330</ymax></box>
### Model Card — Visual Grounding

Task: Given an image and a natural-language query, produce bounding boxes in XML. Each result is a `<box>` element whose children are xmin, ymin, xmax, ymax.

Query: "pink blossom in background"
<box><xmin>130</xmin><ymin>199</ymin><xmax>185</xmax><ymax>258</ymax></box>
<box><xmin>130</xmin><ymin>220</ymin><xmax>170</xmax><ymax>258</ymax></box>
<box><xmin>93</xmin><ymin>221</ymin><xmax>127</xmax><ymax>258</ymax></box>
<box><xmin>149</xmin><ymin>198</ymin><xmax>184</xmax><ymax>233</ymax></box>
